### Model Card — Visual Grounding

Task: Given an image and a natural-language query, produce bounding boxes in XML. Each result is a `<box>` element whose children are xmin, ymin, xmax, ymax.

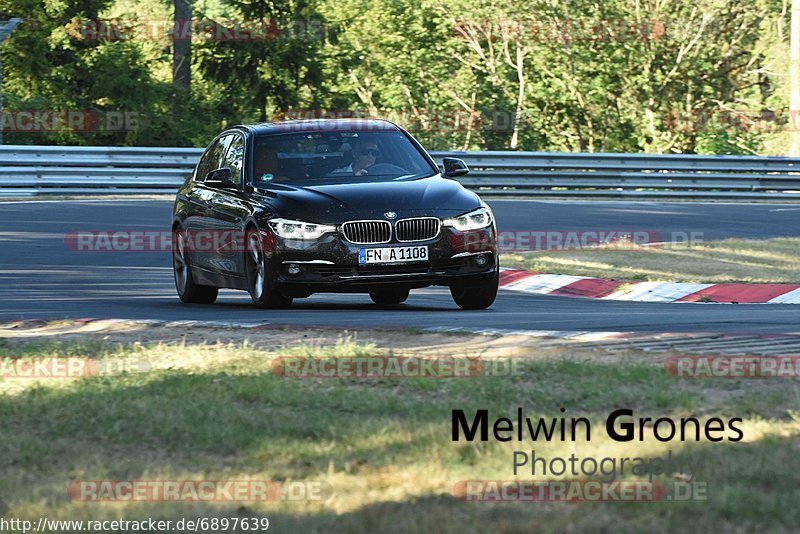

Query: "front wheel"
<box><xmin>246</xmin><ymin>229</ymin><xmax>292</xmax><ymax>309</ymax></box>
<box><xmin>369</xmin><ymin>288</ymin><xmax>410</xmax><ymax>305</ymax></box>
<box><xmin>450</xmin><ymin>271</ymin><xmax>498</xmax><ymax>310</ymax></box>
<box><xmin>173</xmin><ymin>228</ymin><xmax>218</xmax><ymax>304</ymax></box>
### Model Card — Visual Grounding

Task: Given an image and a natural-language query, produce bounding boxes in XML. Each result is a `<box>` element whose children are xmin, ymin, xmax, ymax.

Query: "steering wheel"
<box><xmin>364</xmin><ymin>163</ymin><xmax>408</xmax><ymax>175</ymax></box>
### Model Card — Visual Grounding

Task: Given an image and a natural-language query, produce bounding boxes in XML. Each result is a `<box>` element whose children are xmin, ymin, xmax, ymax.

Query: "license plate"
<box><xmin>358</xmin><ymin>246</ymin><xmax>428</xmax><ymax>264</ymax></box>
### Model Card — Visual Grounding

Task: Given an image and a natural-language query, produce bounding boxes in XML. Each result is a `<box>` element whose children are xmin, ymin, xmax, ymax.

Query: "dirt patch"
<box><xmin>0</xmin><ymin>319</ymin><xmax>685</xmax><ymax>366</ymax></box>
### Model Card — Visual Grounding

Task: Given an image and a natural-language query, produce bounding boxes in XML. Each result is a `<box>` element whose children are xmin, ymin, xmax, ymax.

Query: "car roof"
<box><xmin>237</xmin><ymin>118</ymin><xmax>403</xmax><ymax>136</ymax></box>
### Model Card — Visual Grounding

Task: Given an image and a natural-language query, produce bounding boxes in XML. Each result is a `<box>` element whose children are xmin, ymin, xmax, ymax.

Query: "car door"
<box><xmin>185</xmin><ymin>135</ymin><xmax>230</xmax><ymax>273</ymax></box>
<box><xmin>206</xmin><ymin>132</ymin><xmax>251</xmax><ymax>277</ymax></box>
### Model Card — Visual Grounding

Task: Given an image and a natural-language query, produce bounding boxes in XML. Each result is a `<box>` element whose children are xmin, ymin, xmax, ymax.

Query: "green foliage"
<box><xmin>0</xmin><ymin>0</ymin><xmax>792</xmax><ymax>152</ymax></box>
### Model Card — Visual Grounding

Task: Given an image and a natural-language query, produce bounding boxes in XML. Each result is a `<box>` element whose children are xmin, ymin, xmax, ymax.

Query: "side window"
<box><xmin>222</xmin><ymin>135</ymin><xmax>245</xmax><ymax>185</ymax></box>
<box><xmin>195</xmin><ymin>135</ymin><xmax>229</xmax><ymax>182</ymax></box>
<box><xmin>215</xmin><ymin>135</ymin><xmax>234</xmax><ymax>171</ymax></box>
<box><xmin>195</xmin><ymin>143</ymin><xmax>216</xmax><ymax>182</ymax></box>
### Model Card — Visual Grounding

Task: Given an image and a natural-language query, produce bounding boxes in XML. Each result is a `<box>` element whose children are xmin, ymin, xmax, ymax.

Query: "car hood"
<box><xmin>253</xmin><ymin>175</ymin><xmax>481</xmax><ymax>222</ymax></box>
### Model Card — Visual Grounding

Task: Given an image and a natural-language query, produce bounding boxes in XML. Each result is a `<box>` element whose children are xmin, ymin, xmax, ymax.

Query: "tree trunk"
<box><xmin>510</xmin><ymin>44</ymin><xmax>525</xmax><ymax>150</ymax></box>
<box><xmin>173</xmin><ymin>0</ymin><xmax>191</xmax><ymax>91</ymax></box>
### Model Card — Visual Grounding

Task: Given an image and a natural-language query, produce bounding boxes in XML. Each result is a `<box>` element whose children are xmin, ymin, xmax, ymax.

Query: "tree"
<box><xmin>791</xmin><ymin>0</ymin><xmax>800</xmax><ymax>155</ymax></box>
<box><xmin>173</xmin><ymin>0</ymin><xmax>191</xmax><ymax>91</ymax></box>
<box><xmin>195</xmin><ymin>0</ymin><xmax>325</xmax><ymax>123</ymax></box>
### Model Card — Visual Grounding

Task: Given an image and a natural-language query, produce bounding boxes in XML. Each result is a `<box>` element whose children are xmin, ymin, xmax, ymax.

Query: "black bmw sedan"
<box><xmin>172</xmin><ymin>119</ymin><xmax>499</xmax><ymax>309</ymax></box>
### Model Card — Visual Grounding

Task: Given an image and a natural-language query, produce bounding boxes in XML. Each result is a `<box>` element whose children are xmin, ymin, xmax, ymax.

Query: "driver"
<box><xmin>335</xmin><ymin>137</ymin><xmax>380</xmax><ymax>176</ymax></box>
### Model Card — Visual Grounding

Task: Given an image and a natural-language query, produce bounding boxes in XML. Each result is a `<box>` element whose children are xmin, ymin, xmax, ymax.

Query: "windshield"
<box><xmin>251</xmin><ymin>130</ymin><xmax>437</xmax><ymax>186</ymax></box>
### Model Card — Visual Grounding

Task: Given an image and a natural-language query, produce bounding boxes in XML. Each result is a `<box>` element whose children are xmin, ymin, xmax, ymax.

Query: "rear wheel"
<box><xmin>369</xmin><ymin>288</ymin><xmax>410</xmax><ymax>305</ymax></box>
<box><xmin>450</xmin><ymin>271</ymin><xmax>498</xmax><ymax>310</ymax></box>
<box><xmin>246</xmin><ymin>229</ymin><xmax>293</xmax><ymax>309</ymax></box>
<box><xmin>173</xmin><ymin>228</ymin><xmax>218</xmax><ymax>304</ymax></box>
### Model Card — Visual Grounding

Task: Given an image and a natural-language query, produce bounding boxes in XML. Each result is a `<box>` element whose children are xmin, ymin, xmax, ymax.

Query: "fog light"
<box><xmin>287</xmin><ymin>263</ymin><xmax>301</xmax><ymax>276</ymax></box>
<box><xmin>475</xmin><ymin>254</ymin><xmax>488</xmax><ymax>267</ymax></box>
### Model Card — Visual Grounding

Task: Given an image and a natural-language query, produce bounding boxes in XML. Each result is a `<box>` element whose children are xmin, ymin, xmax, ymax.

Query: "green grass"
<box><xmin>0</xmin><ymin>339</ymin><xmax>798</xmax><ymax>532</ymax></box>
<box><xmin>501</xmin><ymin>237</ymin><xmax>800</xmax><ymax>283</ymax></box>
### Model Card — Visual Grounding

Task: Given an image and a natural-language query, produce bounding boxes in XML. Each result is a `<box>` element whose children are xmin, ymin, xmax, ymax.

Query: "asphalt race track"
<box><xmin>0</xmin><ymin>199</ymin><xmax>799</xmax><ymax>334</ymax></box>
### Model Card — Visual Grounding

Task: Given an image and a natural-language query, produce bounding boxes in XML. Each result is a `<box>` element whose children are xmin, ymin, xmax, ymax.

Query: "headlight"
<box><xmin>268</xmin><ymin>218</ymin><xmax>337</xmax><ymax>240</ymax></box>
<box><xmin>443</xmin><ymin>207</ymin><xmax>493</xmax><ymax>231</ymax></box>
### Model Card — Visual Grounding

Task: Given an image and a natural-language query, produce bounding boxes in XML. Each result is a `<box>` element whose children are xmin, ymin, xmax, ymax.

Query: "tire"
<box><xmin>245</xmin><ymin>228</ymin><xmax>293</xmax><ymax>309</ymax></box>
<box><xmin>369</xmin><ymin>288</ymin><xmax>410</xmax><ymax>305</ymax></box>
<box><xmin>450</xmin><ymin>270</ymin><xmax>498</xmax><ymax>310</ymax></box>
<box><xmin>173</xmin><ymin>228</ymin><xmax>219</xmax><ymax>304</ymax></box>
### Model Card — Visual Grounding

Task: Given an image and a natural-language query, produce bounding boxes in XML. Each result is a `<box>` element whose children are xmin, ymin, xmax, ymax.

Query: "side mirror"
<box><xmin>443</xmin><ymin>157</ymin><xmax>469</xmax><ymax>178</ymax></box>
<box><xmin>205</xmin><ymin>167</ymin><xmax>236</xmax><ymax>188</ymax></box>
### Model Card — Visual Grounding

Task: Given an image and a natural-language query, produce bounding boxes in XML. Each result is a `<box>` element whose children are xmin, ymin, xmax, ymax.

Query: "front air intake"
<box><xmin>342</xmin><ymin>220</ymin><xmax>392</xmax><ymax>244</ymax></box>
<box><xmin>395</xmin><ymin>217</ymin><xmax>441</xmax><ymax>242</ymax></box>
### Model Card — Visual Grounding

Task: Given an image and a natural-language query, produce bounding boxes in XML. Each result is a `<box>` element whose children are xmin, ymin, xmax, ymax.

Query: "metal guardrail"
<box><xmin>1</xmin><ymin>145</ymin><xmax>800</xmax><ymax>199</ymax></box>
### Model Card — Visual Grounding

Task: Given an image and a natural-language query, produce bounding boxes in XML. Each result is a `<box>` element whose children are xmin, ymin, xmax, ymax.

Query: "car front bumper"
<box><xmin>264</xmin><ymin>226</ymin><xmax>498</xmax><ymax>295</ymax></box>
